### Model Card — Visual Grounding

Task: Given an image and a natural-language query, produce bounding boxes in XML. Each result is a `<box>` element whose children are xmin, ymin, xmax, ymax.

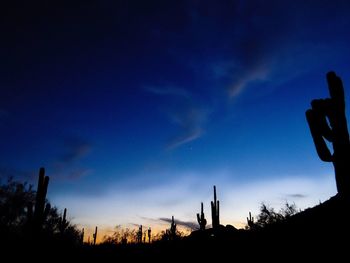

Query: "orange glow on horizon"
<box><xmin>80</xmin><ymin>224</ymin><xmax>195</xmax><ymax>244</ymax></box>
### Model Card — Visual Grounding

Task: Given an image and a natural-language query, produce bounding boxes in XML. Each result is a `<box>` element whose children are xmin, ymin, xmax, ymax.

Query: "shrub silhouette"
<box><xmin>255</xmin><ymin>202</ymin><xmax>298</xmax><ymax>228</ymax></box>
<box><xmin>0</xmin><ymin>169</ymin><xmax>82</xmax><ymax>246</ymax></box>
<box><xmin>0</xmin><ymin>177</ymin><xmax>35</xmax><ymax>238</ymax></box>
<box><xmin>102</xmin><ymin>225</ymin><xmax>139</xmax><ymax>245</ymax></box>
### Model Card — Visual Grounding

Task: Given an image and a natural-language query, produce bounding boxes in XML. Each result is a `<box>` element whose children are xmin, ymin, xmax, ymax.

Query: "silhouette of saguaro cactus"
<box><xmin>137</xmin><ymin>225</ymin><xmax>143</xmax><ymax>243</ymax></box>
<box><xmin>306</xmin><ymin>71</ymin><xmax>350</xmax><ymax>197</ymax></box>
<box><xmin>247</xmin><ymin>212</ymin><xmax>255</xmax><ymax>229</ymax></box>
<box><xmin>211</xmin><ymin>185</ymin><xmax>220</xmax><ymax>229</ymax></box>
<box><xmin>93</xmin><ymin>226</ymin><xmax>98</xmax><ymax>245</ymax></box>
<box><xmin>27</xmin><ymin>167</ymin><xmax>50</xmax><ymax>233</ymax></box>
<box><xmin>170</xmin><ymin>216</ymin><xmax>177</xmax><ymax>240</ymax></box>
<box><xmin>197</xmin><ymin>202</ymin><xmax>207</xmax><ymax>230</ymax></box>
<box><xmin>59</xmin><ymin>208</ymin><xmax>69</xmax><ymax>234</ymax></box>
<box><xmin>147</xmin><ymin>227</ymin><xmax>151</xmax><ymax>243</ymax></box>
<box><xmin>81</xmin><ymin>228</ymin><xmax>84</xmax><ymax>244</ymax></box>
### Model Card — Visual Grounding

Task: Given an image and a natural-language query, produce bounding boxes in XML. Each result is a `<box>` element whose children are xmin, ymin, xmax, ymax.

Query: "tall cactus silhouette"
<box><xmin>169</xmin><ymin>216</ymin><xmax>177</xmax><ymax>240</ymax></box>
<box><xmin>27</xmin><ymin>167</ymin><xmax>50</xmax><ymax>233</ymax></box>
<box><xmin>137</xmin><ymin>225</ymin><xmax>143</xmax><ymax>243</ymax></box>
<box><xmin>306</xmin><ymin>71</ymin><xmax>350</xmax><ymax>196</ymax></box>
<box><xmin>59</xmin><ymin>208</ymin><xmax>69</xmax><ymax>234</ymax></box>
<box><xmin>81</xmin><ymin>228</ymin><xmax>85</xmax><ymax>244</ymax></box>
<box><xmin>197</xmin><ymin>202</ymin><xmax>207</xmax><ymax>230</ymax></box>
<box><xmin>247</xmin><ymin>212</ymin><xmax>255</xmax><ymax>229</ymax></box>
<box><xmin>93</xmin><ymin>226</ymin><xmax>98</xmax><ymax>245</ymax></box>
<box><xmin>147</xmin><ymin>227</ymin><xmax>151</xmax><ymax>243</ymax></box>
<box><xmin>211</xmin><ymin>185</ymin><xmax>220</xmax><ymax>229</ymax></box>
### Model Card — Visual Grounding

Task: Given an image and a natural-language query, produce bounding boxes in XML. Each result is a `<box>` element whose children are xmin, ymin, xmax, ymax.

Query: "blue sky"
<box><xmin>1</xmin><ymin>0</ymin><xmax>350</xmax><ymax>240</ymax></box>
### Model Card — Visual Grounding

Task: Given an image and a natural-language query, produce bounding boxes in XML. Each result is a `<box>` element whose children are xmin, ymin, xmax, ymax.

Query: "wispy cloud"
<box><xmin>60</xmin><ymin>137</ymin><xmax>92</xmax><ymax>163</ymax></box>
<box><xmin>166</xmin><ymin>108</ymin><xmax>207</xmax><ymax>150</ymax></box>
<box><xmin>66</xmin><ymin>168</ymin><xmax>92</xmax><ymax>180</ymax></box>
<box><xmin>184</xmin><ymin>1</ymin><xmax>348</xmax><ymax>100</ymax></box>
<box><xmin>144</xmin><ymin>83</ymin><xmax>208</xmax><ymax>150</ymax></box>
<box><xmin>51</xmin><ymin>136</ymin><xmax>92</xmax><ymax>180</ymax></box>
<box><xmin>167</xmin><ymin>127</ymin><xmax>202</xmax><ymax>150</ymax></box>
<box><xmin>158</xmin><ymin>217</ymin><xmax>197</xmax><ymax>231</ymax></box>
<box><xmin>228</xmin><ymin>65</ymin><xmax>270</xmax><ymax>98</ymax></box>
<box><xmin>286</xmin><ymin>193</ymin><xmax>307</xmax><ymax>199</ymax></box>
<box><xmin>144</xmin><ymin>86</ymin><xmax>190</xmax><ymax>98</ymax></box>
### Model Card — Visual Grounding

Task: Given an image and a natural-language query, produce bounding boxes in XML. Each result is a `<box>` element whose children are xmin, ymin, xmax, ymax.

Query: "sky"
<box><xmin>1</xmin><ymin>0</ymin><xmax>350</xmax><ymax>241</ymax></box>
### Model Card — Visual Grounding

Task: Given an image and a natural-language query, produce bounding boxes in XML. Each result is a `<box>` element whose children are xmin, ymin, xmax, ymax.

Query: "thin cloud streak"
<box><xmin>158</xmin><ymin>217</ymin><xmax>198</xmax><ymax>231</ymax></box>
<box><xmin>60</xmin><ymin>137</ymin><xmax>92</xmax><ymax>163</ymax></box>
<box><xmin>50</xmin><ymin>136</ymin><xmax>93</xmax><ymax>181</ymax></box>
<box><xmin>144</xmin><ymin>84</ymin><xmax>206</xmax><ymax>149</ymax></box>
<box><xmin>166</xmin><ymin>127</ymin><xmax>202</xmax><ymax>150</ymax></box>
<box><xmin>166</xmin><ymin>108</ymin><xmax>207</xmax><ymax>150</ymax></box>
<box><xmin>286</xmin><ymin>194</ymin><xmax>307</xmax><ymax>199</ymax></box>
<box><xmin>144</xmin><ymin>86</ymin><xmax>190</xmax><ymax>98</ymax></box>
<box><xmin>228</xmin><ymin>65</ymin><xmax>270</xmax><ymax>98</ymax></box>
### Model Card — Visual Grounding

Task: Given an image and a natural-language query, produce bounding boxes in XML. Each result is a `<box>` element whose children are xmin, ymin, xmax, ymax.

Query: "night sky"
<box><xmin>1</xmin><ymin>0</ymin><xmax>350</xmax><ymax>240</ymax></box>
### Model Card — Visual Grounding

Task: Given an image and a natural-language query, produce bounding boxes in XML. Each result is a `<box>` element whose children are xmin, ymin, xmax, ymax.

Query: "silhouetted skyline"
<box><xmin>1</xmin><ymin>1</ymin><xmax>350</xmax><ymax>239</ymax></box>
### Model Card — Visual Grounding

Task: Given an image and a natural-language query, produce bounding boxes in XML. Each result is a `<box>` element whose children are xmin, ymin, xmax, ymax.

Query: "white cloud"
<box><xmin>166</xmin><ymin>107</ymin><xmax>208</xmax><ymax>150</ymax></box>
<box><xmin>228</xmin><ymin>65</ymin><xmax>270</xmax><ymax>98</ymax></box>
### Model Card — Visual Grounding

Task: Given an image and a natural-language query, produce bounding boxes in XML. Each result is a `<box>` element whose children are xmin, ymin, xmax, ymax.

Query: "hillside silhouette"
<box><xmin>1</xmin><ymin>71</ymin><xmax>349</xmax><ymax>261</ymax></box>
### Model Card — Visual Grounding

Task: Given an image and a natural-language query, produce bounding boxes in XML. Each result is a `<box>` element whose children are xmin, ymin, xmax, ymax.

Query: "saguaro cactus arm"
<box><xmin>197</xmin><ymin>202</ymin><xmax>207</xmax><ymax>230</ymax></box>
<box><xmin>33</xmin><ymin>167</ymin><xmax>49</xmax><ymax>223</ymax></box>
<box><xmin>306</xmin><ymin>71</ymin><xmax>350</xmax><ymax>196</ymax></box>
<box><xmin>211</xmin><ymin>185</ymin><xmax>220</xmax><ymax>229</ymax></box>
<box><xmin>93</xmin><ymin>226</ymin><xmax>98</xmax><ymax>245</ymax></box>
<box><xmin>247</xmin><ymin>212</ymin><xmax>255</xmax><ymax>228</ymax></box>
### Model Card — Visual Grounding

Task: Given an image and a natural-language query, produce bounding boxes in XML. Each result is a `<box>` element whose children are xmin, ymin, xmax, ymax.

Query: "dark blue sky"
<box><xmin>1</xmin><ymin>0</ymin><xmax>350</xmax><ymax>238</ymax></box>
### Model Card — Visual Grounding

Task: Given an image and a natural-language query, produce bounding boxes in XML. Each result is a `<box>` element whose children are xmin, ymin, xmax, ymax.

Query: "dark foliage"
<box><xmin>255</xmin><ymin>202</ymin><xmax>298</xmax><ymax>228</ymax></box>
<box><xmin>0</xmin><ymin>177</ymin><xmax>82</xmax><ymax>247</ymax></box>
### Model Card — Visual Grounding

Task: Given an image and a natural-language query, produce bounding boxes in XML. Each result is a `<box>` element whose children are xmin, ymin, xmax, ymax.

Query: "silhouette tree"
<box><xmin>102</xmin><ymin>225</ymin><xmax>136</xmax><ymax>245</ymax></box>
<box><xmin>0</xmin><ymin>171</ymin><xmax>82</xmax><ymax>246</ymax></box>
<box><xmin>0</xmin><ymin>178</ymin><xmax>35</xmax><ymax>232</ymax></box>
<box><xmin>255</xmin><ymin>202</ymin><xmax>298</xmax><ymax>228</ymax></box>
<box><xmin>306</xmin><ymin>71</ymin><xmax>350</xmax><ymax>197</ymax></box>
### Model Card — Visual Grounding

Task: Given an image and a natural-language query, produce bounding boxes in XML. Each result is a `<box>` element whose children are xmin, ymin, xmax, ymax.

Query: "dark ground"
<box><xmin>3</xmin><ymin>194</ymin><xmax>349</xmax><ymax>262</ymax></box>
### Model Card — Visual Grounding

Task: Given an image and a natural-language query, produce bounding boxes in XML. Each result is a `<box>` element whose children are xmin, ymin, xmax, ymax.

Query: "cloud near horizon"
<box><xmin>158</xmin><ymin>217</ymin><xmax>198</xmax><ymax>231</ymax></box>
